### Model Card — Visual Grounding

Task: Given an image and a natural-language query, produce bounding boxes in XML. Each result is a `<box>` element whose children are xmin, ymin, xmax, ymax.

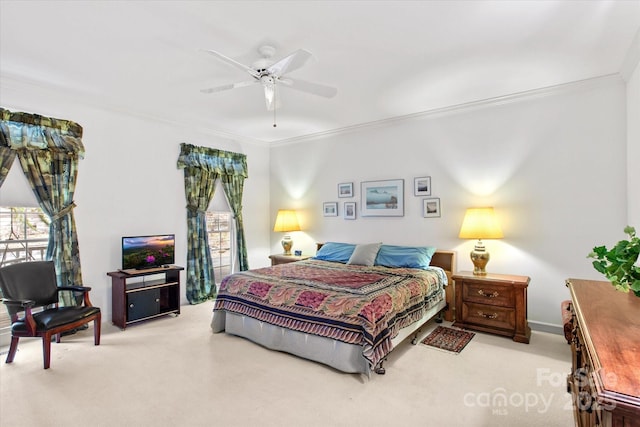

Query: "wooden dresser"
<box><xmin>566</xmin><ymin>278</ymin><xmax>640</xmax><ymax>427</ymax></box>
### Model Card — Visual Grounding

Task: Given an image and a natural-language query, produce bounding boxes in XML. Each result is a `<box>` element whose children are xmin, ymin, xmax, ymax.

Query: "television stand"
<box><xmin>107</xmin><ymin>266</ymin><xmax>184</xmax><ymax>330</ymax></box>
<box><xmin>118</xmin><ymin>265</ymin><xmax>174</xmax><ymax>275</ymax></box>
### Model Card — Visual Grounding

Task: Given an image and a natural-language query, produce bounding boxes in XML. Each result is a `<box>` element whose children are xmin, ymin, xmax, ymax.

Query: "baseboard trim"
<box><xmin>529</xmin><ymin>320</ymin><xmax>563</xmax><ymax>335</ymax></box>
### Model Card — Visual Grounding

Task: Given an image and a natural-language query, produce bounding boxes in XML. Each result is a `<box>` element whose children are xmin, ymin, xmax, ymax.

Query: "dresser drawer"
<box><xmin>461</xmin><ymin>301</ymin><xmax>516</xmax><ymax>331</ymax></box>
<box><xmin>461</xmin><ymin>281</ymin><xmax>514</xmax><ymax>308</ymax></box>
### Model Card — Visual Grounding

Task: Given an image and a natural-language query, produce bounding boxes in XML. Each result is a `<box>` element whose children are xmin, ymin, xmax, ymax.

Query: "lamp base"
<box><xmin>281</xmin><ymin>235</ymin><xmax>293</xmax><ymax>255</ymax></box>
<box><xmin>470</xmin><ymin>250</ymin><xmax>490</xmax><ymax>275</ymax></box>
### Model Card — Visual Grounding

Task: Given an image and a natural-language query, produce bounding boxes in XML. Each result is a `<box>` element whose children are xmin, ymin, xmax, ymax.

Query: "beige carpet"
<box><xmin>0</xmin><ymin>302</ymin><xmax>574</xmax><ymax>427</ymax></box>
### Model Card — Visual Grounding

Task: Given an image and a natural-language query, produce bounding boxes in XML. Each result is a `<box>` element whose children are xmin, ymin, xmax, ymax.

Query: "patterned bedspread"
<box><xmin>213</xmin><ymin>259</ymin><xmax>447</xmax><ymax>369</ymax></box>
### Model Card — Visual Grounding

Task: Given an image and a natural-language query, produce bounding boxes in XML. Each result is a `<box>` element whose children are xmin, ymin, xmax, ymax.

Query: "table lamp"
<box><xmin>273</xmin><ymin>209</ymin><xmax>301</xmax><ymax>255</ymax></box>
<box><xmin>458</xmin><ymin>207</ymin><xmax>504</xmax><ymax>275</ymax></box>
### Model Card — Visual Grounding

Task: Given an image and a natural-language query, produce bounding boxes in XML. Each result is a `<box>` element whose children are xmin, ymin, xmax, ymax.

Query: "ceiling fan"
<box><xmin>201</xmin><ymin>45</ymin><xmax>337</xmax><ymax>112</ymax></box>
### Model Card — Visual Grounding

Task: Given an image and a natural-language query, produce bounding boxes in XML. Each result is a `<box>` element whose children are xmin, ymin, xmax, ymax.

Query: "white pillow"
<box><xmin>347</xmin><ymin>242</ymin><xmax>382</xmax><ymax>266</ymax></box>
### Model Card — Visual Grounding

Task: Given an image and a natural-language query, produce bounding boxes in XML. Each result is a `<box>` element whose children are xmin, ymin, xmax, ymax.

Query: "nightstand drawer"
<box><xmin>461</xmin><ymin>281</ymin><xmax>514</xmax><ymax>308</ymax></box>
<box><xmin>461</xmin><ymin>301</ymin><xmax>516</xmax><ymax>331</ymax></box>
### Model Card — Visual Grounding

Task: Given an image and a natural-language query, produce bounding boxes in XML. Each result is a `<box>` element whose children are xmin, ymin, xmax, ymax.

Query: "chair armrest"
<box><xmin>2</xmin><ymin>298</ymin><xmax>37</xmax><ymax>333</ymax></box>
<box><xmin>57</xmin><ymin>286</ymin><xmax>96</xmax><ymax>308</ymax></box>
<box><xmin>57</xmin><ymin>285</ymin><xmax>92</xmax><ymax>293</ymax></box>
<box><xmin>1</xmin><ymin>297</ymin><xmax>36</xmax><ymax>309</ymax></box>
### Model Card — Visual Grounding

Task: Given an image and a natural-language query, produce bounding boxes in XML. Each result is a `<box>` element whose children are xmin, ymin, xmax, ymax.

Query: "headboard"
<box><xmin>315</xmin><ymin>243</ymin><xmax>456</xmax><ymax>274</ymax></box>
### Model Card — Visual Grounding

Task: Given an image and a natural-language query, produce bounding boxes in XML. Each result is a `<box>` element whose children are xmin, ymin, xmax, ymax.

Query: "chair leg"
<box><xmin>94</xmin><ymin>315</ymin><xmax>101</xmax><ymax>346</ymax></box>
<box><xmin>42</xmin><ymin>332</ymin><xmax>53</xmax><ymax>369</ymax></box>
<box><xmin>5</xmin><ymin>336</ymin><xmax>19</xmax><ymax>363</ymax></box>
<box><xmin>55</xmin><ymin>332</ymin><xmax>61</xmax><ymax>343</ymax></box>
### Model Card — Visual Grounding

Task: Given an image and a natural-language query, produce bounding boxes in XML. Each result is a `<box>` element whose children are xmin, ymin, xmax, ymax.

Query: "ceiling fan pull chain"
<box><xmin>273</xmin><ymin>83</ymin><xmax>277</xmax><ymax>128</ymax></box>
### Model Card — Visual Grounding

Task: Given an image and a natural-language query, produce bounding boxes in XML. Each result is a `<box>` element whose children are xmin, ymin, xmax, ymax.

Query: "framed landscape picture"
<box><xmin>361</xmin><ymin>179</ymin><xmax>404</xmax><ymax>217</ymax></box>
<box><xmin>423</xmin><ymin>198</ymin><xmax>441</xmax><ymax>218</ymax></box>
<box><xmin>414</xmin><ymin>176</ymin><xmax>431</xmax><ymax>196</ymax></box>
<box><xmin>344</xmin><ymin>202</ymin><xmax>356</xmax><ymax>219</ymax></box>
<box><xmin>338</xmin><ymin>182</ymin><xmax>353</xmax><ymax>198</ymax></box>
<box><xmin>323</xmin><ymin>202</ymin><xmax>338</xmax><ymax>217</ymax></box>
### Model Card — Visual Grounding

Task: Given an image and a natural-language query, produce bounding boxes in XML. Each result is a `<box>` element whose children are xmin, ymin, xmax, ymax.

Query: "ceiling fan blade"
<box><xmin>279</xmin><ymin>77</ymin><xmax>337</xmax><ymax>98</ymax></box>
<box><xmin>202</xmin><ymin>49</ymin><xmax>260</xmax><ymax>79</ymax></box>
<box><xmin>200</xmin><ymin>80</ymin><xmax>258</xmax><ymax>94</ymax></box>
<box><xmin>266</xmin><ymin>49</ymin><xmax>313</xmax><ymax>77</ymax></box>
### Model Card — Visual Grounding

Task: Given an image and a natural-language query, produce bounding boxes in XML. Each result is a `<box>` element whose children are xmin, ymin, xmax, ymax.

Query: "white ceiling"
<box><xmin>1</xmin><ymin>1</ymin><xmax>639</xmax><ymax>145</ymax></box>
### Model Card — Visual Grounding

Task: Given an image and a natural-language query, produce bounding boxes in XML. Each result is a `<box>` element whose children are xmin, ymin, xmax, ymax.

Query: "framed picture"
<box><xmin>414</xmin><ymin>176</ymin><xmax>431</xmax><ymax>196</ymax></box>
<box><xmin>323</xmin><ymin>202</ymin><xmax>338</xmax><ymax>217</ymax></box>
<box><xmin>343</xmin><ymin>202</ymin><xmax>356</xmax><ymax>219</ymax></box>
<box><xmin>338</xmin><ymin>182</ymin><xmax>353</xmax><ymax>198</ymax></box>
<box><xmin>361</xmin><ymin>179</ymin><xmax>404</xmax><ymax>217</ymax></box>
<box><xmin>423</xmin><ymin>198</ymin><xmax>441</xmax><ymax>218</ymax></box>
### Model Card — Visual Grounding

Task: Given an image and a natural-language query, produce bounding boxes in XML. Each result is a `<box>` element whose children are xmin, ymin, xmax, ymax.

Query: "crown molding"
<box><xmin>0</xmin><ymin>73</ymin><xmax>269</xmax><ymax>148</ymax></box>
<box><xmin>270</xmin><ymin>73</ymin><xmax>624</xmax><ymax>147</ymax></box>
<box><xmin>2</xmin><ymin>71</ymin><xmax>624</xmax><ymax>149</ymax></box>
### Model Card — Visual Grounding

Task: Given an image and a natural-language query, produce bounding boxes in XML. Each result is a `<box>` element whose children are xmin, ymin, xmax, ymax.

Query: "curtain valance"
<box><xmin>177</xmin><ymin>143</ymin><xmax>247</xmax><ymax>178</ymax></box>
<box><xmin>0</xmin><ymin>107</ymin><xmax>85</xmax><ymax>158</ymax></box>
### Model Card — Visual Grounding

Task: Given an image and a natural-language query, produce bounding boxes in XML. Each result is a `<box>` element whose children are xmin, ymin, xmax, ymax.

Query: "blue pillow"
<box><xmin>313</xmin><ymin>242</ymin><xmax>356</xmax><ymax>263</ymax></box>
<box><xmin>374</xmin><ymin>245</ymin><xmax>436</xmax><ymax>269</ymax></box>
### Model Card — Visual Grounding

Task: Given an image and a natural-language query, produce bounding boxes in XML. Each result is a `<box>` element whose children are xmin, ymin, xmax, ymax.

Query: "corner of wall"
<box><xmin>621</xmin><ymin>27</ymin><xmax>640</xmax><ymax>82</ymax></box>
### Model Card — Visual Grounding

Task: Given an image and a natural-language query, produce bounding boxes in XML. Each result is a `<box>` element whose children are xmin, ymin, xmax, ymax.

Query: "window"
<box><xmin>206</xmin><ymin>211</ymin><xmax>232</xmax><ymax>283</ymax></box>
<box><xmin>0</xmin><ymin>207</ymin><xmax>49</xmax><ymax>344</ymax></box>
<box><xmin>1</xmin><ymin>207</ymin><xmax>49</xmax><ymax>266</ymax></box>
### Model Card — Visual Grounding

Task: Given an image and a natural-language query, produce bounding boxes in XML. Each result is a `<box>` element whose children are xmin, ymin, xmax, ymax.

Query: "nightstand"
<box><xmin>452</xmin><ymin>271</ymin><xmax>531</xmax><ymax>344</ymax></box>
<box><xmin>269</xmin><ymin>254</ymin><xmax>311</xmax><ymax>266</ymax></box>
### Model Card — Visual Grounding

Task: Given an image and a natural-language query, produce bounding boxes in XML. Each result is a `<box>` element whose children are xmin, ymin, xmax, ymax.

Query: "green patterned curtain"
<box><xmin>0</xmin><ymin>146</ymin><xmax>16</xmax><ymax>187</ymax></box>
<box><xmin>0</xmin><ymin>108</ymin><xmax>84</xmax><ymax>304</ymax></box>
<box><xmin>177</xmin><ymin>143</ymin><xmax>249</xmax><ymax>304</ymax></box>
<box><xmin>183</xmin><ymin>166</ymin><xmax>218</xmax><ymax>303</ymax></box>
<box><xmin>220</xmin><ymin>174</ymin><xmax>249</xmax><ymax>271</ymax></box>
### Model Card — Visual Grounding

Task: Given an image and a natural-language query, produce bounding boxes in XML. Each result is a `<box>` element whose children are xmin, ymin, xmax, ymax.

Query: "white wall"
<box><xmin>627</xmin><ymin>60</ymin><xmax>640</xmax><ymax>226</ymax></box>
<box><xmin>270</xmin><ymin>76</ymin><xmax>628</xmax><ymax>330</ymax></box>
<box><xmin>0</xmin><ymin>78</ymin><xmax>271</xmax><ymax>323</ymax></box>
<box><xmin>0</xmin><ymin>73</ymin><xmax>632</xmax><ymax>334</ymax></box>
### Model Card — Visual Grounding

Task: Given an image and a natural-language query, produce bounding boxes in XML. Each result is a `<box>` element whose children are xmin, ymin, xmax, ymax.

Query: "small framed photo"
<box><xmin>338</xmin><ymin>182</ymin><xmax>353</xmax><ymax>198</ymax></box>
<box><xmin>423</xmin><ymin>198</ymin><xmax>441</xmax><ymax>218</ymax></box>
<box><xmin>343</xmin><ymin>202</ymin><xmax>356</xmax><ymax>220</ymax></box>
<box><xmin>414</xmin><ymin>176</ymin><xmax>431</xmax><ymax>196</ymax></box>
<box><xmin>323</xmin><ymin>202</ymin><xmax>338</xmax><ymax>217</ymax></box>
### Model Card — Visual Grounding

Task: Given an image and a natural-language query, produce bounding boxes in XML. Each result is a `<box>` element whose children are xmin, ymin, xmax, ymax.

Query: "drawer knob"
<box><xmin>478</xmin><ymin>289</ymin><xmax>499</xmax><ymax>298</ymax></box>
<box><xmin>477</xmin><ymin>311</ymin><xmax>498</xmax><ymax>319</ymax></box>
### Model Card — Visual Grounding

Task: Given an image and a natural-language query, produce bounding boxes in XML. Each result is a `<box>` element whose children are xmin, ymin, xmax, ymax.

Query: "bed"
<box><xmin>211</xmin><ymin>243</ymin><xmax>456</xmax><ymax>375</ymax></box>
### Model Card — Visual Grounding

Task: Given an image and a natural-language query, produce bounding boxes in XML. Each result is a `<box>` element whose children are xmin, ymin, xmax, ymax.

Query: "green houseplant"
<box><xmin>588</xmin><ymin>226</ymin><xmax>640</xmax><ymax>297</ymax></box>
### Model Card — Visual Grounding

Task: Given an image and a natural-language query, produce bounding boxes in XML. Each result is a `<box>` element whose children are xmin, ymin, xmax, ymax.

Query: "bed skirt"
<box><xmin>211</xmin><ymin>289</ymin><xmax>446</xmax><ymax>375</ymax></box>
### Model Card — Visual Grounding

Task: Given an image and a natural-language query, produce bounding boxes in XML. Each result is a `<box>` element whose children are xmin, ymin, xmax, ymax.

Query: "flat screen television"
<box><xmin>122</xmin><ymin>234</ymin><xmax>175</xmax><ymax>270</ymax></box>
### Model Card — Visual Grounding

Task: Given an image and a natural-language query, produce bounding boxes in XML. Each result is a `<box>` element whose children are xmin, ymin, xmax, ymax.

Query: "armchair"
<box><xmin>0</xmin><ymin>261</ymin><xmax>101</xmax><ymax>369</ymax></box>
